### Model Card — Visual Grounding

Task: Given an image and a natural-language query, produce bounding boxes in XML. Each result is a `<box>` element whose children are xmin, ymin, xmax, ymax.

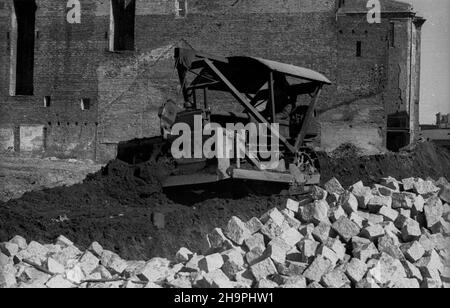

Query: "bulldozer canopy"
<box><xmin>177</xmin><ymin>48</ymin><xmax>331</xmax><ymax>95</ymax></box>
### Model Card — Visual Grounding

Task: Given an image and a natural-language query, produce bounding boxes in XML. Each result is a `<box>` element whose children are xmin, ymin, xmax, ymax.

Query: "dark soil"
<box><xmin>1</xmin><ymin>141</ymin><xmax>449</xmax><ymax>260</ymax></box>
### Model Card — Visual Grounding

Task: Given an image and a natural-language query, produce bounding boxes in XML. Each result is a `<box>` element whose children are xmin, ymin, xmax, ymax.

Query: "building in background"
<box><xmin>0</xmin><ymin>0</ymin><xmax>425</xmax><ymax>162</ymax></box>
<box><xmin>436</xmin><ymin>112</ymin><xmax>450</xmax><ymax>128</ymax></box>
<box><xmin>420</xmin><ymin>112</ymin><xmax>450</xmax><ymax>150</ymax></box>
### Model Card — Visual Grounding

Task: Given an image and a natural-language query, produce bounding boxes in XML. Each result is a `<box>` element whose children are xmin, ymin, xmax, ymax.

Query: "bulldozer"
<box><xmin>117</xmin><ymin>48</ymin><xmax>331</xmax><ymax>190</ymax></box>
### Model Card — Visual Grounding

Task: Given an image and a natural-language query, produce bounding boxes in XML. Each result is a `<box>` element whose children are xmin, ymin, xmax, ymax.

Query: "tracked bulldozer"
<box><xmin>117</xmin><ymin>48</ymin><xmax>331</xmax><ymax>189</ymax></box>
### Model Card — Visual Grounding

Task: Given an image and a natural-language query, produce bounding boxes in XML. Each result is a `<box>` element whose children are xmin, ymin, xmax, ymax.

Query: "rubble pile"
<box><xmin>1</xmin><ymin>176</ymin><xmax>449</xmax><ymax>288</ymax></box>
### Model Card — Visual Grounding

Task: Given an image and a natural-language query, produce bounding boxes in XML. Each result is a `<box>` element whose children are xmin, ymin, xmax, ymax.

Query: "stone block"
<box><xmin>360</xmin><ymin>224</ymin><xmax>385</xmax><ymax>241</ymax></box>
<box><xmin>9</xmin><ymin>236</ymin><xmax>27</xmax><ymax>251</ymax></box>
<box><xmin>312</xmin><ymin>222</ymin><xmax>331</xmax><ymax>243</ymax></box>
<box><xmin>324</xmin><ymin>177</ymin><xmax>345</xmax><ymax>195</ymax></box>
<box><xmin>401</xmin><ymin>219</ymin><xmax>422</xmax><ymax>242</ymax></box>
<box><xmin>368</xmin><ymin>195</ymin><xmax>392</xmax><ymax>212</ymax></box>
<box><xmin>79</xmin><ymin>251</ymin><xmax>100</xmax><ymax>275</ymax></box>
<box><xmin>379</xmin><ymin>206</ymin><xmax>399</xmax><ymax>222</ymax></box>
<box><xmin>199</xmin><ymin>253</ymin><xmax>224</xmax><ymax>273</ymax></box>
<box><xmin>45</xmin><ymin>275</ymin><xmax>74</xmax><ymax>288</ymax></box>
<box><xmin>321</xmin><ymin>269</ymin><xmax>350</xmax><ymax>288</ymax></box>
<box><xmin>88</xmin><ymin>242</ymin><xmax>103</xmax><ymax>257</ymax></box>
<box><xmin>424</xmin><ymin>196</ymin><xmax>444</xmax><ymax>229</ymax></box>
<box><xmin>286</xmin><ymin>199</ymin><xmax>300</xmax><ymax>213</ymax></box>
<box><xmin>332</xmin><ymin>216</ymin><xmax>361</xmax><ymax>243</ymax></box>
<box><xmin>137</xmin><ymin>258</ymin><xmax>171</xmax><ymax>282</ymax></box>
<box><xmin>345</xmin><ymin>258</ymin><xmax>368</xmax><ymax>283</ymax></box>
<box><xmin>339</xmin><ymin>191</ymin><xmax>358</xmax><ymax>215</ymax></box>
<box><xmin>246</xmin><ymin>217</ymin><xmax>264</xmax><ymax>234</ymax></box>
<box><xmin>400</xmin><ymin>241</ymin><xmax>426</xmax><ymax>263</ymax></box>
<box><xmin>250</xmin><ymin>258</ymin><xmax>277</xmax><ymax>282</ymax></box>
<box><xmin>176</xmin><ymin>247</ymin><xmax>194</xmax><ymax>264</ymax></box>
<box><xmin>413</xmin><ymin>180</ymin><xmax>440</xmax><ymax>196</ymax></box>
<box><xmin>303</xmin><ymin>256</ymin><xmax>332</xmax><ymax>282</ymax></box>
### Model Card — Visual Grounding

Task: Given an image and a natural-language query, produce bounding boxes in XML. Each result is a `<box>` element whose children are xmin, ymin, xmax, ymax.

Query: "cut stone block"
<box><xmin>88</xmin><ymin>242</ymin><xmax>103</xmax><ymax>257</ymax></box>
<box><xmin>257</xmin><ymin>279</ymin><xmax>279</xmax><ymax>288</ymax></box>
<box><xmin>0</xmin><ymin>242</ymin><xmax>19</xmax><ymax>257</ymax></box>
<box><xmin>390</xmin><ymin>278</ymin><xmax>420</xmax><ymax>288</ymax></box>
<box><xmin>325</xmin><ymin>238</ymin><xmax>346</xmax><ymax>260</ymax></box>
<box><xmin>377</xmin><ymin>234</ymin><xmax>404</xmax><ymax>260</ymax></box>
<box><xmin>312</xmin><ymin>222</ymin><xmax>331</xmax><ymax>244</ymax></box>
<box><xmin>339</xmin><ymin>191</ymin><xmax>358</xmax><ymax>215</ymax></box>
<box><xmin>260</xmin><ymin>218</ymin><xmax>284</xmax><ymax>241</ymax></box>
<box><xmin>9</xmin><ymin>235</ymin><xmax>27</xmax><ymax>251</ymax></box>
<box><xmin>45</xmin><ymin>275</ymin><xmax>74</xmax><ymax>289</ymax></box>
<box><xmin>137</xmin><ymin>258</ymin><xmax>171</xmax><ymax>282</ymax></box>
<box><xmin>46</xmin><ymin>257</ymin><xmax>65</xmax><ymax>274</ymax></box>
<box><xmin>401</xmin><ymin>219</ymin><xmax>422</xmax><ymax>242</ymax></box>
<box><xmin>311</xmin><ymin>185</ymin><xmax>328</xmax><ymax>201</ymax></box>
<box><xmin>415</xmin><ymin>250</ymin><xmax>444</xmax><ymax>281</ymax></box>
<box><xmin>368</xmin><ymin>195</ymin><xmax>392</xmax><ymax>212</ymax></box>
<box><xmin>296</xmin><ymin>239</ymin><xmax>319</xmax><ymax>263</ymax></box>
<box><xmin>244</xmin><ymin>233</ymin><xmax>266</xmax><ymax>252</ymax></box>
<box><xmin>207</xmin><ymin>228</ymin><xmax>234</xmax><ymax>251</ymax></box>
<box><xmin>245</xmin><ymin>247</ymin><xmax>265</xmax><ymax>266</ymax></box>
<box><xmin>260</xmin><ymin>208</ymin><xmax>285</xmax><ymax>226</ymax></box>
<box><xmin>286</xmin><ymin>199</ymin><xmax>300</xmax><ymax>213</ymax></box>
<box><xmin>380</xmin><ymin>177</ymin><xmax>401</xmax><ymax>191</ymax></box>
<box><xmin>184</xmin><ymin>254</ymin><xmax>203</xmax><ymax>272</ymax></box>
<box><xmin>324</xmin><ymin>177</ymin><xmax>345</xmax><ymax>195</ymax></box>
<box><xmin>392</xmin><ymin>193</ymin><xmax>414</xmax><ymax>210</ymax></box>
<box><xmin>225</xmin><ymin>217</ymin><xmax>252</xmax><ymax>245</ymax></box>
<box><xmin>65</xmin><ymin>265</ymin><xmax>85</xmax><ymax>284</ymax></box>
<box><xmin>303</xmin><ymin>256</ymin><xmax>332</xmax><ymax>282</ymax></box>
<box><xmin>401</xmin><ymin>260</ymin><xmax>423</xmax><ymax>281</ymax></box>
<box><xmin>280</xmin><ymin>275</ymin><xmax>307</xmax><ymax>288</ymax></box>
<box><xmin>332</xmin><ymin>216</ymin><xmax>361</xmax><ymax>243</ymax></box>
<box><xmin>280</xmin><ymin>227</ymin><xmax>302</xmax><ymax>247</ymax></box>
<box><xmin>322</xmin><ymin>269</ymin><xmax>350</xmax><ymax>288</ymax></box>
<box><xmin>250</xmin><ymin>258</ymin><xmax>278</xmax><ymax>281</ymax></box>
<box><xmin>317</xmin><ymin>245</ymin><xmax>339</xmax><ymax>267</ymax></box>
<box><xmin>79</xmin><ymin>251</ymin><xmax>100</xmax><ymax>275</ymax></box>
<box><xmin>55</xmin><ymin>235</ymin><xmax>73</xmax><ymax>248</ymax></box>
<box><xmin>373</xmin><ymin>184</ymin><xmax>394</xmax><ymax>196</ymax></box>
<box><xmin>246</xmin><ymin>217</ymin><xmax>264</xmax><ymax>234</ymax></box>
<box><xmin>351</xmin><ymin>182</ymin><xmax>373</xmax><ymax>209</ymax></box>
<box><xmin>368</xmin><ymin>253</ymin><xmax>407</xmax><ymax>286</ymax></box>
<box><xmin>379</xmin><ymin>206</ymin><xmax>399</xmax><ymax>222</ymax></box>
<box><xmin>329</xmin><ymin>206</ymin><xmax>346</xmax><ymax>223</ymax></box>
<box><xmin>413</xmin><ymin>195</ymin><xmax>425</xmax><ymax>213</ymax></box>
<box><xmin>360</xmin><ymin>224</ymin><xmax>385</xmax><ymax>241</ymax></box>
<box><xmin>345</xmin><ymin>258</ymin><xmax>368</xmax><ymax>283</ymax></box>
<box><xmin>277</xmin><ymin>261</ymin><xmax>308</xmax><ymax>277</ymax></box>
<box><xmin>221</xmin><ymin>249</ymin><xmax>245</xmax><ymax>279</ymax></box>
<box><xmin>199</xmin><ymin>253</ymin><xmax>224</xmax><ymax>273</ymax></box>
<box><xmin>349</xmin><ymin>212</ymin><xmax>364</xmax><ymax>229</ymax></box>
<box><xmin>400</xmin><ymin>241</ymin><xmax>426</xmax><ymax>263</ymax></box>
<box><xmin>424</xmin><ymin>196</ymin><xmax>444</xmax><ymax>229</ymax></box>
<box><xmin>413</xmin><ymin>180</ymin><xmax>440</xmax><ymax>196</ymax></box>
<box><xmin>439</xmin><ymin>185</ymin><xmax>450</xmax><ymax>204</ymax></box>
<box><xmin>176</xmin><ymin>247</ymin><xmax>194</xmax><ymax>264</ymax></box>
<box><xmin>353</xmin><ymin>242</ymin><xmax>379</xmax><ymax>263</ymax></box>
<box><xmin>402</xmin><ymin>178</ymin><xmax>416</xmax><ymax>191</ymax></box>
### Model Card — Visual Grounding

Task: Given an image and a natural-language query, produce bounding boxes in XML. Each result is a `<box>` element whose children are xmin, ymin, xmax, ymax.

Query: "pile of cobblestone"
<box><xmin>1</xmin><ymin>176</ymin><xmax>449</xmax><ymax>288</ymax></box>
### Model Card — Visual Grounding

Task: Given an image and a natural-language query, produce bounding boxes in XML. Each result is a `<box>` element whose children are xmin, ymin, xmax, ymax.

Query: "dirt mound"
<box><xmin>319</xmin><ymin>141</ymin><xmax>450</xmax><ymax>187</ymax></box>
<box><xmin>1</xmin><ymin>141</ymin><xmax>449</xmax><ymax>260</ymax></box>
<box><xmin>0</xmin><ymin>159</ymin><xmax>285</xmax><ymax>260</ymax></box>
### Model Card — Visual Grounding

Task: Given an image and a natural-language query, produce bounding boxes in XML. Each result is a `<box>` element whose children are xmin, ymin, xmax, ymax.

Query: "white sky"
<box><xmin>406</xmin><ymin>0</ymin><xmax>450</xmax><ymax>124</ymax></box>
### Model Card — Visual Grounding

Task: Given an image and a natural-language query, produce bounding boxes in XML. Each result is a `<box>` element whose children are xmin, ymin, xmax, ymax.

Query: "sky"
<box><xmin>406</xmin><ymin>0</ymin><xmax>450</xmax><ymax>124</ymax></box>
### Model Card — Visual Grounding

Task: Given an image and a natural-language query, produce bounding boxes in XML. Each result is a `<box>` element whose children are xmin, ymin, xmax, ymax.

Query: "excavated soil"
<box><xmin>1</xmin><ymin>142</ymin><xmax>449</xmax><ymax>260</ymax></box>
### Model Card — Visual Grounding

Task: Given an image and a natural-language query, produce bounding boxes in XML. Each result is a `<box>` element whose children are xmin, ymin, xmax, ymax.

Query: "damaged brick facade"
<box><xmin>0</xmin><ymin>0</ymin><xmax>424</xmax><ymax>162</ymax></box>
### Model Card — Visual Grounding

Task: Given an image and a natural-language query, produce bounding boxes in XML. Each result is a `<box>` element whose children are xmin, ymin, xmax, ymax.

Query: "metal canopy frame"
<box><xmin>175</xmin><ymin>48</ymin><xmax>329</xmax><ymax>154</ymax></box>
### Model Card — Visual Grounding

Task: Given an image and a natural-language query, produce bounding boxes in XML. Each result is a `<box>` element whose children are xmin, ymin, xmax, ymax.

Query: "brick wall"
<box><xmin>0</xmin><ymin>0</ymin><xmax>423</xmax><ymax>161</ymax></box>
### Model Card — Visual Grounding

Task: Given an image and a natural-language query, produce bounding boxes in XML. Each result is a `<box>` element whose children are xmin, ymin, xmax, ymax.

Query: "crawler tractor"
<box><xmin>118</xmin><ymin>48</ymin><xmax>331</xmax><ymax>189</ymax></box>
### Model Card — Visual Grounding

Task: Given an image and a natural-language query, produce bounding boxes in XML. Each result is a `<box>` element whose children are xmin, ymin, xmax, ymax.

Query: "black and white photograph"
<box><xmin>0</xmin><ymin>0</ymin><xmax>449</xmax><ymax>294</ymax></box>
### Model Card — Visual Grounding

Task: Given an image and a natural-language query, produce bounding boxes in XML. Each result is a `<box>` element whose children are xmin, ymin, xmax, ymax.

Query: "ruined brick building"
<box><xmin>0</xmin><ymin>0</ymin><xmax>425</xmax><ymax>162</ymax></box>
